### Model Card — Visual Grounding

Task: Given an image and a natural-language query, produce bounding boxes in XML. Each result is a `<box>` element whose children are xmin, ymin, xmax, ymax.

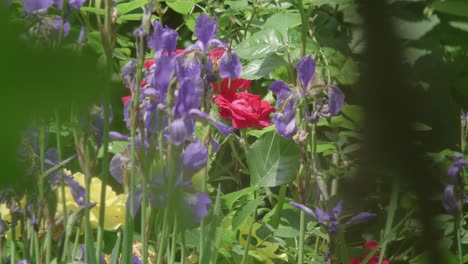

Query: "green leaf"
<box><xmin>240</xmin><ymin>53</ymin><xmax>288</xmax><ymax>80</ymax></box>
<box><xmin>166</xmin><ymin>0</ymin><xmax>198</xmax><ymax>15</ymax></box>
<box><xmin>404</xmin><ymin>47</ymin><xmax>431</xmax><ymax>66</ymax></box>
<box><xmin>339</xmin><ymin>131</ymin><xmax>362</xmax><ymax>140</ymax></box>
<box><xmin>80</xmin><ymin>6</ymin><xmax>105</xmax><ymax>15</ymax></box>
<box><xmin>263</xmin><ymin>12</ymin><xmax>302</xmax><ymax>33</ymax></box>
<box><xmin>342</xmin><ymin>143</ymin><xmax>361</xmax><ymax>154</ymax></box>
<box><xmin>185</xmin><ymin>12</ymin><xmax>201</xmax><ymax>32</ymax></box>
<box><xmin>432</xmin><ymin>1</ymin><xmax>468</xmax><ymax>19</ymax></box>
<box><xmin>98</xmin><ymin>141</ymin><xmax>129</xmax><ymax>158</ymax></box>
<box><xmin>116</xmin><ymin>14</ymin><xmax>158</xmax><ymax>24</ymax></box>
<box><xmin>246</xmin><ymin>131</ymin><xmax>300</xmax><ymax>187</ymax></box>
<box><xmin>449</xmin><ymin>21</ymin><xmax>468</xmax><ymax>32</ymax></box>
<box><xmin>273</xmin><ymin>226</ymin><xmax>300</xmax><ymax>238</ymax></box>
<box><xmin>87</xmin><ymin>31</ymin><xmax>104</xmax><ymax>54</ymax></box>
<box><xmin>247</xmin><ymin>125</ymin><xmax>276</xmax><ymax>138</ymax></box>
<box><xmin>412</xmin><ymin>122</ymin><xmax>432</xmax><ymax>131</ymax></box>
<box><xmin>336</xmin><ymin>58</ymin><xmax>359</xmax><ymax>85</ymax></box>
<box><xmin>232</xmin><ymin>198</ymin><xmax>263</xmax><ymax>231</ymax></box>
<box><xmin>392</xmin><ymin>15</ymin><xmax>440</xmax><ymax>40</ymax></box>
<box><xmin>225</xmin><ymin>0</ymin><xmax>249</xmax><ymax>11</ymax></box>
<box><xmin>316</xmin><ymin>143</ymin><xmax>336</xmax><ymax>153</ymax></box>
<box><xmin>222</xmin><ymin>186</ymin><xmax>258</xmax><ymax>210</ymax></box>
<box><xmin>235</xmin><ymin>28</ymin><xmax>284</xmax><ymax>60</ymax></box>
<box><xmin>116</xmin><ymin>0</ymin><xmax>147</xmax><ymax>15</ymax></box>
<box><xmin>341</xmin><ymin>105</ymin><xmax>364</xmax><ymax>125</ymax></box>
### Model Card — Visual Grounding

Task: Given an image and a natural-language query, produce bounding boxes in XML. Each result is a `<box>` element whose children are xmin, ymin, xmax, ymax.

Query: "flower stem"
<box><xmin>378</xmin><ymin>177</ymin><xmax>399</xmax><ymax>264</ymax></box>
<box><xmin>271</xmin><ymin>184</ymin><xmax>287</xmax><ymax>229</ymax></box>
<box><xmin>241</xmin><ymin>210</ymin><xmax>257</xmax><ymax>264</ymax></box>
<box><xmin>298</xmin><ymin>210</ymin><xmax>306</xmax><ymax>264</ymax></box>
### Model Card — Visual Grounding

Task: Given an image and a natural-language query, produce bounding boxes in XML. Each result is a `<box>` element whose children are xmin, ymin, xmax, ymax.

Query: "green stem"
<box><xmin>110</xmin><ymin>231</ymin><xmax>122</xmax><ymax>264</ymax></box>
<box><xmin>156</xmin><ymin>209</ymin><xmax>170</xmax><ymax>264</ymax></box>
<box><xmin>10</xmin><ymin>222</ymin><xmax>16</xmax><ymax>264</ymax></box>
<box><xmin>169</xmin><ymin>218</ymin><xmax>178</xmax><ymax>264</ymax></box>
<box><xmin>45</xmin><ymin>226</ymin><xmax>53</xmax><ymax>264</ymax></box>
<box><xmin>33</xmin><ymin>223</ymin><xmax>40</xmax><ymax>264</ymax></box>
<box><xmin>298</xmin><ymin>210</ymin><xmax>306</xmax><ymax>264</ymax></box>
<box><xmin>296</xmin><ymin>0</ymin><xmax>308</xmax><ymax>57</ymax></box>
<box><xmin>271</xmin><ymin>184</ymin><xmax>287</xmax><ymax>229</ymax></box>
<box><xmin>84</xmin><ymin>174</ymin><xmax>97</xmax><ymax>264</ymax></box>
<box><xmin>378</xmin><ymin>177</ymin><xmax>399</xmax><ymax>264</ymax></box>
<box><xmin>241</xmin><ymin>210</ymin><xmax>257</xmax><ymax>264</ymax></box>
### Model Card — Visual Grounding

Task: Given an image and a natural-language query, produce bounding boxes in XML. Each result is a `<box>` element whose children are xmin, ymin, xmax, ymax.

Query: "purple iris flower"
<box><xmin>0</xmin><ymin>218</ymin><xmax>4</xmax><ymax>235</ymax></box>
<box><xmin>22</xmin><ymin>0</ymin><xmax>53</xmax><ymax>13</ymax></box>
<box><xmin>447</xmin><ymin>153</ymin><xmax>468</xmax><ymax>184</ymax></box>
<box><xmin>68</xmin><ymin>0</ymin><xmax>85</xmax><ymax>9</ymax></box>
<box><xmin>182</xmin><ymin>190</ymin><xmax>211</xmax><ymax>225</ymax></box>
<box><xmin>290</xmin><ymin>200</ymin><xmax>376</xmax><ymax>234</ymax></box>
<box><xmin>219</xmin><ymin>49</ymin><xmax>241</xmax><ymax>79</ymax></box>
<box><xmin>53</xmin><ymin>0</ymin><xmax>62</xmax><ymax>9</ymax></box>
<box><xmin>169</xmin><ymin>77</ymin><xmax>233</xmax><ymax>145</ymax></box>
<box><xmin>296</xmin><ymin>55</ymin><xmax>315</xmax><ymax>94</ymax></box>
<box><xmin>268</xmin><ymin>81</ymin><xmax>297</xmax><ymax>138</ymax></box>
<box><xmin>131</xmin><ymin>141</ymin><xmax>212</xmax><ymax>225</ymax></box>
<box><xmin>269</xmin><ymin>56</ymin><xmax>345</xmax><ymax>138</ymax></box>
<box><xmin>194</xmin><ymin>14</ymin><xmax>217</xmax><ymax>48</ymax></box>
<box><xmin>148</xmin><ymin>20</ymin><xmax>178</xmax><ymax>57</ymax></box>
<box><xmin>182</xmin><ymin>141</ymin><xmax>208</xmax><ymax>176</ymax></box>
<box><xmin>443</xmin><ymin>185</ymin><xmax>458</xmax><ymax>213</ymax></box>
<box><xmin>175</xmin><ymin>50</ymin><xmax>203</xmax><ymax>80</ymax></box>
<box><xmin>328</xmin><ymin>86</ymin><xmax>344</xmax><ymax>116</ymax></box>
<box><xmin>51</xmin><ymin>16</ymin><xmax>70</xmax><ymax>37</ymax></box>
<box><xmin>176</xmin><ymin>13</ymin><xmax>241</xmax><ymax>81</ymax></box>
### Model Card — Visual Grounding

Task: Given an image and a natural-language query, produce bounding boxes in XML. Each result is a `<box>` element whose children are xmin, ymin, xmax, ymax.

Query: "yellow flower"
<box><xmin>0</xmin><ymin>197</ymin><xmax>26</xmax><ymax>239</ymax></box>
<box><xmin>56</xmin><ymin>171</ymin><xmax>127</xmax><ymax>231</ymax></box>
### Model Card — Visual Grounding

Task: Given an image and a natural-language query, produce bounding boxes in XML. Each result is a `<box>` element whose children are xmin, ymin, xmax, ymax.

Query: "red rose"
<box><xmin>349</xmin><ymin>240</ymin><xmax>390</xmax><ymax>264</ymax></box>
<box><xmin>212</xmin><ymin>78</ymin><xmax>251</xmax><ymax>95</ymax></box>
<box><xmin>214</xmin><ymin>91</ymin><xmax>275</xmax><ymax>129</ymax></box>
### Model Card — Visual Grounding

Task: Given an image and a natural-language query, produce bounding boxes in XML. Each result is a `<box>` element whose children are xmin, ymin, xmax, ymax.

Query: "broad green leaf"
<box><xmin>225</xmin><ymin>0</ymin><xmax>249</xmax><ymax>11</ymax></box>
<box><xmin>449</xmin><ymin>21</ymin><xmax>468</xmax><ymax>32</ymax></box>
<box><xmin>392</xmin><ymin>15</ymin><xmax>440</xmax><ymax>40</ymax></box>
<box><xmin>222</xmin><ymin>186</ymin><xmax>258</xmax><ymax>209</ymax></box>
<box><xmin>336</xmin><ymin>58</ymin><xmax>359</xmax><ymax>85</ymax></box>
<box><xmin>339</xmin><ymin>131</ymin><xmax>363</xmax><ymax>140</ymax></box>
<box><xmin>87</xmin><ymin>31</ymin><xmax>104</xmax><ymax>54</ymax></box>
<box><xmin>235</xmin><ymin>28</ymin><xmax>284</xmax><ymax>60</ymax></box>
<box><xmin>432</xmin><ymin>2</ymin><xmax>468</xmax><ymax>19</ymax></box>
<box><xmin>342</xmin><ymin>143</ymin><xmax>361</xmax><ymax>154</ymax></box>
<box><xmin>240</xmin><ymin>53</ymin><xmax>288</xmax><ymax>80</ymax></box>
<box><xmin>316</xmin><ymin>143</ymin><xmax>336</xmax><ymax>153</ymax></box>
<box><xmin>166</xmin><ymin>0</ymin><xmax>198</xmax><ymax>15</ymax></box>
<box><xmin>263</xmin><ymin>13</ymin><xmax>302</xmax><ymax>33</ymax></box>
<box><xmin>246</xmin><ymin>131</ymin><xmax>300</xmax><ymax>187</ymax></box>
<box><xmin>116</xmin><ymin>0</ymin><xmax>147</xmax><ymax>15</ymax></box>
<box><xmin>232</xmin><ymin>198</ymin><xmax>263</xmax><ymax>231</ymax></box>
<box><xmin>273</xmin><ymin>226</ymin><xmax>300</xmax><ymax>238</ymax></box>
<box><xmin>341</xmin><ymin>105</ymin><xmax>364</xmax><ymax>125</ymax></box>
